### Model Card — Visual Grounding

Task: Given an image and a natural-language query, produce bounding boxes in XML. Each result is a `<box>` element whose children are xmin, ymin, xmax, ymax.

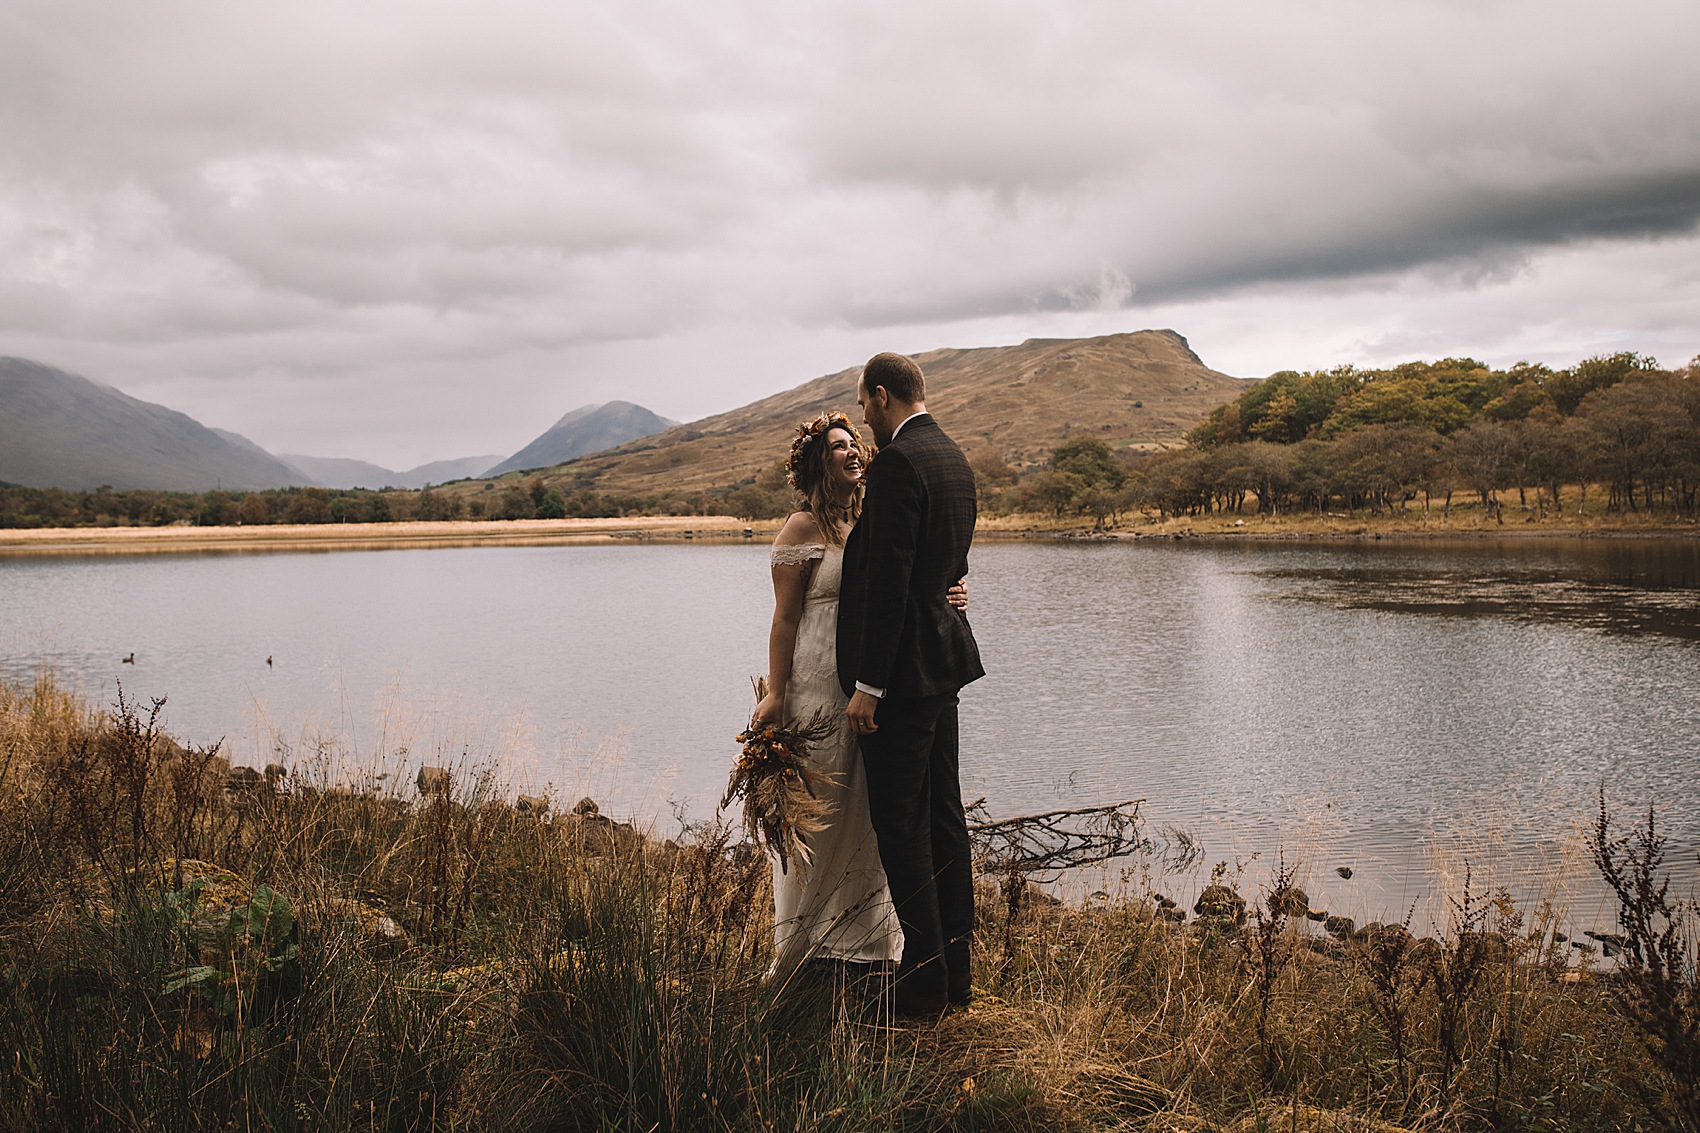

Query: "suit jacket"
<box><xmin>838</xmin><ymin>414</ymin><xmax>985</xmax><ymax>699</ymax></box>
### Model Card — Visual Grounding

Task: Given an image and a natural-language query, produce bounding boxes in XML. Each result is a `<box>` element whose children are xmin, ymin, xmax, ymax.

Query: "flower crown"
<box><xmin>786</xmin><ymin>412</ymin><xmax>862</xmax><ymax>490</ymax></box>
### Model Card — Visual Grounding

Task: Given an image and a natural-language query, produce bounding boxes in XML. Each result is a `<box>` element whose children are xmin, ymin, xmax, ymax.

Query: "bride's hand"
<box><xmin>947</xmin><ymin>577</ymin><xmax>969</xmax><ymax>612</ymax></box>
<box><xmin>751</xmin><ymin>688</ymin><xmax>786</xmax><ymax>727</ymax></box>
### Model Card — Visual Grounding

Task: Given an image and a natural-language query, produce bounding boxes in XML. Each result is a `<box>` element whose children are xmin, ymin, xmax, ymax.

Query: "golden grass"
<box><xmin>0</xmin><ymin>515</ymin><xmax>779</xmax><ymax>556</ymax></box>
<box><xmin>0</xmin><ymin>677</ymin><xmax>1691</xmax><ymax>1131</ymax></box>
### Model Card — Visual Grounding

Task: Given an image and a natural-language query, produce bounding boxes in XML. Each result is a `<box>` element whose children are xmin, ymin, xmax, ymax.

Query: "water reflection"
<box><xmin>1252</xmin><ymin>538</ymin><xmax>1700</xmax><ymax>640</ymax></box>
<box><xmin>961</xmin><ymin>537</ymin><xmax>1700</xmax><ymax>929</ymax></box>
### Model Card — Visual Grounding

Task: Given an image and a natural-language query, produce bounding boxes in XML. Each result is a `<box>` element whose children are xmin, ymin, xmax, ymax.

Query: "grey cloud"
<box><xmin>779</xmin><ymin>0</ymin><xmax>1700</xmax><ymax>308</ymax></box>
<box><xmin>2</xmin><ymin>0</ymin><xmax>1698</xmax><ymax>467</ymax></box>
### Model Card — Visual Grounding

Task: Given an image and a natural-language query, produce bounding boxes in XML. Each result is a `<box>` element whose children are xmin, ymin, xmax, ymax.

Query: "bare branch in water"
<box><xmin>966</xmin><ymin>797</ymin><xmax>1150</xmax><ymax>881</ymax></box>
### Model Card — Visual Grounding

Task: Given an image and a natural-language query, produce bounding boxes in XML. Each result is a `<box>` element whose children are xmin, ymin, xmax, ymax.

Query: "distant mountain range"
<box><xmin>484</xmin><ymin>401</ymin><xmax>678</xmax><ymax>477</ymax></box>
<box><xmin>0</xmin><ymin>334</ymin><xmax>1245</xmax><ymax>496</ymax></box>
<box><xmin>276</xmin><ymin>454</ymin><xmax>506</xmax><ymax>491</ymax></box>
<box><xmin>0</xmin><ymin>358</ymin><xmax>307</xmax><ymax>491</ymax></box>
<box><xmin>0</xmin><ymin>357</ymin><xmax>676</xmax><ymax>493</ymax></box>
<box><xmin>451</xmin><ymin>330</ymin><xmax>1251</xmax><ymax>498</ymax></box>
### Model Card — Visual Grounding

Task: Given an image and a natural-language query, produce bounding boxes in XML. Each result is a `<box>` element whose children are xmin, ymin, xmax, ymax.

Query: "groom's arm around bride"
<box><xmin>838</xmin><ymin>351</ymin><xmax>985</xmax><ymax>1016</ymax></box>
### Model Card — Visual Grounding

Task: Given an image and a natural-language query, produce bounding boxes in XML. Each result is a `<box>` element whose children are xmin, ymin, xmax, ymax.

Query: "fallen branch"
<box><xmin>967</xmin><ymin>797</ymin><xmax>1149</xmax><ymax>881</ymax></box>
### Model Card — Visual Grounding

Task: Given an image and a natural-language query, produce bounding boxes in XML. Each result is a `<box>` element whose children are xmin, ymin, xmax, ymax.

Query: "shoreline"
<box><xmin>0</xmin><ymin>515</ymin><xmax>774</xmax><ymax>556</ymax></box>
<box><xmin>1</xmin><ymin>511</ymin><xmax>1694</xmax><ymax>556</ymax></box>
<box><xmin>976</xmin><ymin>507</ymin><xmax>1700</xmax><ymax>543</ymax></box>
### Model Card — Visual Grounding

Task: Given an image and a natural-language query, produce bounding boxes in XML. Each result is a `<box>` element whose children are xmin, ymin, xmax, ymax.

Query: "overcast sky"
<box><xmin>4</xmin><ymin>0</ymin><xmax>1698</xmax><ymax>468</ymax></box>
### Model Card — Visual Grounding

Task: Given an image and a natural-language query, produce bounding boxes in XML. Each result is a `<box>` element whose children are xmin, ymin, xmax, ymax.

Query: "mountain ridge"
<box><xmin>0</xmin><ymin>357</ymin><xmax>673</xmax><ymax>492</ymax></box>
<box><xmin>463</xmin><ymin>329</ymin><xmax>1250</xmax><ymax>498</ymax></box>
<box><xmin>1</xmin><ymin>332</ymin><xmax>1245</xmax><ymax>497</ymax></box>
<box><xmin>278</xmin><ymin>453</ymin><xmax>506</xmax><ymax>490</ymax></box>
<box><xmin>0</xmin><ymin>358</ymin><xmax>311</xmax><ymax>491</ymax></box>
<box><xmin>484</xmin><ymin>400</ymin><xmax>678</xmax><ymax>477</ymax></box>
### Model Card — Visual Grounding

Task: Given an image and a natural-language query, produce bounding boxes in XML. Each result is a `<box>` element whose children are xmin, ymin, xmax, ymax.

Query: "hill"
<box><xmin>469</xmin><ymin>331</ymin><xmax>1248</xmax><ymax>497</ymax></box>
<box><xmin>278</xmin><ymin>453</ymin><xmax>506</xmax><ymax>490</ymax></box>
<box><xmin>400</xmin><ymin>455</ymin><xmax>507</xmax><ymax>487</ymax></box>
<box><xmin>274</xmin><ymin>455</ymin><xmax>393</xmax><ymax>489</ymax></box>
<box><xmin>0</xmin><ymin>358</ymin><xmax>310</xmax><ymax>491</ymax></box>
<box><xmin>484</xmin><ymin>401</ymin><xmax>677</xmax><ymax>477</ymax></box>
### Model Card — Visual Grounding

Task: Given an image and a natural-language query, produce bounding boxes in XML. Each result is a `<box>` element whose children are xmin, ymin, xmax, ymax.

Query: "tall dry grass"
<box><xmin>0</xmin><ymin>676</ymin><xmax>1694</xmax><ymax>1132</ymax></box>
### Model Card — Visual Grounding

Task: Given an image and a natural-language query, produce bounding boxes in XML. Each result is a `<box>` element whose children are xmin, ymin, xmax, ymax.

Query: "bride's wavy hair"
<box><xmin>786</xmin><ymin>412</ymin><xmax>865</xmax><ymax>545</ymax></box>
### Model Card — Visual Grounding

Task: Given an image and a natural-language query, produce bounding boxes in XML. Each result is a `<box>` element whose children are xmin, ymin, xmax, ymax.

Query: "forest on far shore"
<box><xmin>980</xmin><ymin>350</ymin><xmax>1700</xmax><ymax>525</ymax></box>
<box><xmin>3</xmin><ymin>351</ymin><xmax>1696</xmax><ymax>530</ymax></box>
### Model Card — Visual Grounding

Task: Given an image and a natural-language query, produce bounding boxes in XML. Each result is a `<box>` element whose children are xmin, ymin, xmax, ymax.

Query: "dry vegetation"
<box><xmin>1</xmin><ymin>678</ymin><xmax>1695</xmax><ymax>1132</ymax></box>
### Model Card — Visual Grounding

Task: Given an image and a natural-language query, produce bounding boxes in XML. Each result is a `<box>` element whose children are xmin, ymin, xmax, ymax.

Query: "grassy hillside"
<box><xmin>454</xmin><ymin>330</ymin><xmax>1249</xmax><ymax>499</ymax></box>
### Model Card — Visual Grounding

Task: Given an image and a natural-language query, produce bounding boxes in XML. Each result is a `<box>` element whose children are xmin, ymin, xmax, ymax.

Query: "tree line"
<box><xmin>975</xmin><ymin>352</ymin><xmax>1700</xmax><ymax>524</ymax></box>
<box><xmin>0</xmin><ymin>477</ymin><xmax>752</xmax><ymax>530</ymax></box>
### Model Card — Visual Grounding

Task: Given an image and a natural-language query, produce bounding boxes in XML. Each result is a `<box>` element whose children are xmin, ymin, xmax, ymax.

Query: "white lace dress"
<box><xmin>767</xmin><ymin>541</ymin><xmax>903</xmax><ymax>974</ymax></box>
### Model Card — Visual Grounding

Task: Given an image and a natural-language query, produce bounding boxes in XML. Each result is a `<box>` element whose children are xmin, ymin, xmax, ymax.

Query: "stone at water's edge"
<box><xmin>416</xmin><ymin>766</ymin><xmax>451</xmax><ymax>796</ymax></box>
<box><xmin>1270</xmin><ymin>885</ymin><xmax>1310</xmax><ymax>918</ymax></box>
<box><xmin>1193</xmin><ymin>883</ymin><xmax>1247</xmax><ymax>925</ymax></box>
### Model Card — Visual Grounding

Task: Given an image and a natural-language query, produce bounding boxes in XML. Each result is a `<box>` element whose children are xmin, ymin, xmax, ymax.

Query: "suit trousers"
<box><xmin>858</xmin><ymin>692</ymin><xmax>974</xmax><ymax>995</ymax></box>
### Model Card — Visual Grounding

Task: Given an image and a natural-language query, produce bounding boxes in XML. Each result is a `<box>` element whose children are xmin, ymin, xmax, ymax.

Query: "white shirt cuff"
<box><xmin>854</xmin><ymin>681</ymin><xmax>886</xmax><ymax>698</ymax></box>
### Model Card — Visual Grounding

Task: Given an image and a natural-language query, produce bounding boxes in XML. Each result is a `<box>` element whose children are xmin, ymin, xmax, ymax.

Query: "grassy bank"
<box><xmin>3</xmin><ymin>491</ymin><xmax>1695</xmax><ymax>560</ymax></box>
<box><xmin>0</xmin><ymin>515</ymin><xmax>771</xmax><ymax>557</ymax></box>
<box><xmin>979</xmin><ymin>486</ymin><xmax>1700</xmax><ymax>541</ymax></box>
<box><xmin>1</xmin><ymin>679</ymin><xmax>1695</xmax><ymax>1131</ymax></box>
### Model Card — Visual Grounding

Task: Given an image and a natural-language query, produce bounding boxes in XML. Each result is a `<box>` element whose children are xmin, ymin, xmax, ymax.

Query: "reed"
<box><xmin>0</xmin><ymin>676</ymin><xmax>1693</xmax><ymax>1131</ymax></box>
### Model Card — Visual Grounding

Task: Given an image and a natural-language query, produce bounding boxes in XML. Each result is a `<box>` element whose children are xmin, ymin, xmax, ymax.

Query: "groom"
<box><xmin>838</xmin><ymin>351</ymin><xmax>985</xmax><ymax>1017</ymax></box>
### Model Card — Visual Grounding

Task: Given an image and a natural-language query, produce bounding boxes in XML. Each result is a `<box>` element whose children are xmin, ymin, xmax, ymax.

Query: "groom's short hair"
<box><xmin>863</xmin><ymin>352</ymin><xmax>925</xmax><ymax>404</ymax></box>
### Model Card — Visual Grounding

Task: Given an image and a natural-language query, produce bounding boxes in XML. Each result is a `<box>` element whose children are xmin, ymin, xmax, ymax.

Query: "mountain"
<box><xmin>0</xmin><ymin>358</ymin><xmax>311</xmax><ymax>491</ymax></box>
<box><xmin>275</xmin><ymin>455</ymin><xmax>395</xmax><ymax>489</ymax></box>
<box><xmin>484</xmin><ymin>401</ymin><xmax>678</xmax><ymax>477</ymax></box>
<box><xmin>276</xmin><ymin>453</ymin><xmax>507</xmax><ymax>490</ymax></box>
<box><xmin>210</xmin><ymin>427</ymin><xmax>291</xmax><ymax>465</ymax></box>
<box><xmin>462</xmin><ymin>330</ymin><xmax>1250</xmax><ymax>497</ymax></box>
<box><xmin>399</xmin><ymin>455</ymin><xmax>506</xmax><ymax>487</ymax></box>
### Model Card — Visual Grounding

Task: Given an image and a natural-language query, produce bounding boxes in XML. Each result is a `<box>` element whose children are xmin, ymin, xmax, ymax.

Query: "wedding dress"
<box><xmin>767</xmin><ymin>541</ymin><xmax>903</xmax><ymax>974</ymax></box>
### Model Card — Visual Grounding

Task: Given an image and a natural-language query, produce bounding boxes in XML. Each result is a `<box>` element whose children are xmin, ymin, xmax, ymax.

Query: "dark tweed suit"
<box><xmin>838</xmin><ymin>413</ymin><xmax>984</xmax><ymax>999</ymax></box>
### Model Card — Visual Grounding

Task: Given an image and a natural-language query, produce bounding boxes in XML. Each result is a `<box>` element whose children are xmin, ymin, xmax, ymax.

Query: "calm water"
<box><xmin>3</xmin><ymin>535</ymin><xmax>1697</xmax><ymax>927</ymax></box>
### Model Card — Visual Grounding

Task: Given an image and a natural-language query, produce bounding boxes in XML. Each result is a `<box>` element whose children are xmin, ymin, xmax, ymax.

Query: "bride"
<box><xmin>751</xmin><ymin>412</ymin><xmax>968</xmax><ymax>978</ymax></box>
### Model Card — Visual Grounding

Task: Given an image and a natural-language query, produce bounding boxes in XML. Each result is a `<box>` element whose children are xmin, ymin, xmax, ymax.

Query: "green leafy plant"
<box><xmin>161</xmin><ymin>878</ymin><xmax>300</xmax><ymax>1021</ymax></box>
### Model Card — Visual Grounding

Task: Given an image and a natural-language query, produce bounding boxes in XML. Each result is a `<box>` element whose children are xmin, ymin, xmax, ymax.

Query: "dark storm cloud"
<box><xmin>1113</xmin><ymin>166</ymin><xmax>1700</xmax><ymax>305</ymax></box>
<box><xmin>789</xmin><ymin>0</ymin><xmax>1700</xmax><ymax>318</ymax></box>
<box><xmin>1</xmin><ymin>0</ymin><xmax>1696</xmax><ymax>465</ymax></box>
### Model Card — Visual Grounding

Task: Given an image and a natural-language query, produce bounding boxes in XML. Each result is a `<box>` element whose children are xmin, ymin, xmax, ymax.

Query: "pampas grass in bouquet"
<box><xmin>724</xmin><ymin>677</ymin><xmax>839</xmax><ymax>873</ymax></box>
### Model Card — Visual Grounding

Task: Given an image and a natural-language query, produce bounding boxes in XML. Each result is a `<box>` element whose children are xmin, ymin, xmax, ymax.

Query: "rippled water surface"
<box><xmin>4</xmin><ymin>535</ymin><xmax>1696</xmax><ymax>924</ymax></box>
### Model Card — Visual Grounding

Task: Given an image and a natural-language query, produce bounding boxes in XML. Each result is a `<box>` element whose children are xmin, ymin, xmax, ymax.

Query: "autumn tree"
<box><xmin>281</xmin><ymin>488</ymin><xmax>331</xmax><ymax>524</ymax></box>
<box><xmin>1545</xmin><ymin>352</ymin><xmax>1659</xmax><ymax>415</ymax></box>
<box><xmin>1330</xmin><ymin>424</ymin><xmax>1443</xmax><ymax>514</ymax></box>
<box><xmin>1446</xmin><ymin>421</ymin><xmax>1514</xmax><ymax>520</ymax></box>
<box><xmin>1575</xmin><ymin>374</ymin><xmax>1695</xmax><ymax>512</ymax></box>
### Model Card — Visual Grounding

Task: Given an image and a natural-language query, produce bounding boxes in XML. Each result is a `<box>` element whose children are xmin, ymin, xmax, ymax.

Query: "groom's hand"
<box><xmin>846</xmin><ymin>690</ymin><xmax>880</xmax><ymax>735</ymax></box>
